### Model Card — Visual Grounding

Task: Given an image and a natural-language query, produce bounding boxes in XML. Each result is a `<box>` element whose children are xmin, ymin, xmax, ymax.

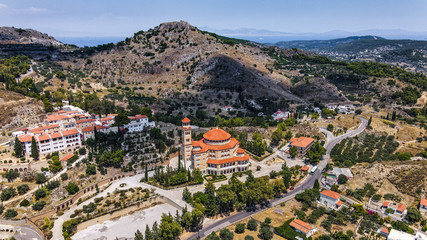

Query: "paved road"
<box><xmin>187</xmin><ymin>117</ymin><xmax>367</xmax><ymax>239</ymax></box>
<box><xmin>12</xmin><ymin>224</ymin><xmax>44</xmax><ymax>240</ymax></box>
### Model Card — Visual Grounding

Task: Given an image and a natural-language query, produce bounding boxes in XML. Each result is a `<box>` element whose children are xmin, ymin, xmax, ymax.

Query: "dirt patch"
<box><xmin>314</xmin><ymin>114</ymin><xmax>361</xmax><ymax>131</ymax></box>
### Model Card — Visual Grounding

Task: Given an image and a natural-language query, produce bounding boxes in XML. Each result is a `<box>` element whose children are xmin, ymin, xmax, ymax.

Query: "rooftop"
<box><xmin>320</xmin><ymin>190</ymin><xmax>340</xmax><ymax>200</ymax></box>
<box><xmin>182</xmin><ymin>117</ymin><xmax>191</xmax><ymax>123</ymax></box>
<box><xmin>203</xmin><ymin>128</ymin><xmax>231</xmax><ymax>141</ymax></box>
<box><xmin>290</xmin><ymin>137</ymin><xmax>315</xmax><ymax>148</ymax></box>
<box><xmin>421</xmin><ymin>199</ymin><xmax>427</xmax><ymax>207</ymax></box>
<box><xmin>289</xmin><ymin>219</ymin><xmax>314</xmax><ymax>234</ymax></box>
<box><xmin>61</xmin><ymin>154</ymin><xmax>75</xmax><ymax>161</ymax></box>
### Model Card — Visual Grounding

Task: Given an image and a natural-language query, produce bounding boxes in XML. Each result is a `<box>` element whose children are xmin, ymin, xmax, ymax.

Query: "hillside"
<box><xmin>0</xmin><ymin>21</ymin><xmax>426</xmax><ymax>123</ymax></box>
<box><xmin>272</xmin><ymin>36</ymin><xmax>427</xmax><ymax>73</ymax></box>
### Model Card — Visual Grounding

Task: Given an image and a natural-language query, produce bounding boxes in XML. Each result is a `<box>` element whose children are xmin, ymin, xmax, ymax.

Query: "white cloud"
<box><xmin>24</xmin><ymin>7</ymin><xmax>48</xmax><ymax>14</ymax></box>
<box><xmin>0</xmin><ymin>3</ymin><xmax>7</xmax><ymax>9</ymax></box>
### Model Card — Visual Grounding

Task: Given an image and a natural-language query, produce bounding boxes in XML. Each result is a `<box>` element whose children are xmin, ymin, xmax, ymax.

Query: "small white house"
<box><xmin>290</xmin><ymin>219</ymin><xmax>316</xmax><ymax>237</ymax></box>
<box><xmin>319</xmin><ymin>190</ymin><xmax>343</xmax><ymax>209</ymax></box>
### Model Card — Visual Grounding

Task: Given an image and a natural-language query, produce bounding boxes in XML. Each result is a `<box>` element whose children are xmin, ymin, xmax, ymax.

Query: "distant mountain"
<box><xmin>0</xmin><ymin>26</ymin><xmax>63</xmax><ymax>46</ymax></box>
<box><xmin>272</xmin><ymin>36</ymin><xmax>386</xmax><ymax>51</ymax></box>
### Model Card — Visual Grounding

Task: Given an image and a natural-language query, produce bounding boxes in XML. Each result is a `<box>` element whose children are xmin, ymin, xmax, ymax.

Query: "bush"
<box><xmin>397</xmin><ymin>152</ymin><xmax>412</xmax><ymax>161</ymax></box>
<box><xmin>19</xmin><ymin>199</ymin><xmax>30</xmax><ymax>207</ymax></box>
<box><xmin>32</xmin><ymin>201</ymin><xmax>46</xmax><ymax>211</ymax></box>
<box><xmin>275</xmin><ymin>218</ymin><xmax>305</xmax><ymax>240</ymax></box>
<box><xmin>82</xmin><ymin>202</ymin><xmax>97</xmax><ymax>213</ymax></box>
<box><xmin>337</xmin><ymin>174</ymin><xmax>348</xmax><ymax>184</ymax></box>
<box><xmin>235</xmin><ymin>223</ymin><xmax>246</xmax><ymax>234</ymax></box>
<box><xmin>17</xmin><ymin>184</ymin><xmax>30</xmax><ymax>195</ymax></box>
<box><xmin>1</xmin><ymin>187</ymin><xmax>17</xmax><ymax>201</ymax></box>
<box><xmin>244</xmin><ymin>236</ymin><xmax>254</xmax><ymax>240</ymax></box>
<box><xmin>46</xmin><ymin>180</ymin><xmax>60</xmax><ymax>190</ymax></box>
<box><xmin>34</xmin><ymin>188</ymin><xmax>47</xmax><ymax>200</ymax></box>
<box><xmin>35</xmin><ymin>173</ymin><xmax>47</xmax><ymax>184</ymax></box>
<box><xmin>247</xmin><ymin>219</ymin><xmax>258</xmax><ymax>231</ymax></box>
<box><xmin>258</xmin><ymin>225</ymin><xmax>274</xmax><ymax>240</ymax></box>
<box><xmin>219</xmin><ymin>229</ymin><xmax>234</xmax><ymax>240</ymax></box>
<box><xmin>60</xmin><ymin>173</ymin><xmax>68</xmax><ymax>181</ymax></box>
<box><xmin>4</xmin><ymin>209</ymin><xmax>18</xmax><ymax>219</ymax></box>
<box><xmin>65</xmin><ymin>182</ymin><xmax>80</xmax><ymax>195</ymax></box>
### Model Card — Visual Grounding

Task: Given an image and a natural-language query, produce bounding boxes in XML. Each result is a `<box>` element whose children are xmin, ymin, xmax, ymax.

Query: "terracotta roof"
<box><xmin>182</xmin><ymin>118</ymin><xmax>191</xmax><ymax>123</ymax></box>
<box><xmin>203</xmin><ymin>128</ymin><xmax>231</xmax><ymax>141</ymax></box>
<box><xmin>320</xmin><ymin>190</ymin><xmax>340</xmax><ymax>200</ymax></box>
<box><xmin>76</xmin><ymin>119</ymin><xmax>95</xmax><ymax>124</ymax></box>
<box><xmin>29</xmin><ymin>124</ymin><xmax>59</xmax><ymax>133</ymax></box>
<box><xmin>61</xmin><ymin>128</ymin><xmax>79</xmax><ymax>136</ymax></box>
<box><xmin>82</xmin><ymin>126</ymin><xmax>109</xmax><ymax>133</ymax></box>
<box><xmin>61</xmin><ymin>154</ymin><xmax>75</xmax><ymax>161</ymax></box>
<box><xmin>101</xmin><ymin>117</ymin><xmax>113</xmax><ymax>121</ymax></box>
<box><xmin>58</xmin><ymin>110</ymin><xmax>66</xmax><ymax>113</ymax></box>
<box><xmin>192</xmin><ymin>138</ymin><xmax>239</xmax><ymax>152</ymax></box>
<box><xmin>50</xmin><ymin>132</ymin><xmax>62</xmax><ymax>139</ymax></box>
<box><xmin>336</xmin><ymin>200</ymin><xmax>344</xmax><ymax>206</ymax></box>
<box><xmin>18</xmin><ymin>135</ymin><xmax>33</xmax><ymax>142</ymax></box>
<box><xmin>381</xmin><ymin>227</ymin><xmax>390</xmax><ymax>234</ymax></box>
<box><xmin>396</xmin><ymin>203</ymin><xmax>406</xmax><ymax>212</ymax></box>
<box><xmin>134</xmin><ymin>115</ymin><xmax>148</xmax><ymax>120</ymax></box>
<box><xmin>66</xmin><ymin>110</ymin><xmax>79</xmax><ymax>114</ymax></box>
<box><xmin>46</xmin><ymin>115</ymin><xmax>70</xmax><ymax>122</ymax></box>
<box><xmin>37</xmin><ymin>134</ymin><xmax>50</xmax><ymax>141</ymax></box>
<box><xmin>382</xmin><ymin>201</ymin><xmax>390</xmax><ymax>207</ymax></box>
<box><xmin>290</xmin><ymin>137</ymin><xmax>315</xmax><ymax>148</ymax></box>
<box><xmin>107</xmin><ymin>114</ymin><xmax>118</xmax><ymax>117</ymax></box>
<box><xmin>289</xmin><ymin>219</ymin><xmax>314</xmax><ymax>234</ymax></box>
<box><xmin>300</xmin><ymin>165</ymin><xmax>309</xmax><ymax>171</ymax></box>
<box><xmin>207</xmin><ymin>155</ymin><xmax>250</xmax><ymax>165</ymax></box>
<box><xmin>237</xmin><ymin>148</ymin><xmax>245</xmax><ymax>154</ymax></box>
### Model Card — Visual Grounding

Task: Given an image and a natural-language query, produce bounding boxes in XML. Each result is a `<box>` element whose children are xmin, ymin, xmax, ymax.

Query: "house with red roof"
<box><xmin>319</xmin><ymin>190</ymin><xmax>343</xmax><ymax>209</ymax></box>
<box><xmin>181</xmin><ymin>118</ymin><xmax>249</xmax><ymax>175</ymax></box>
<box><xmin>420</xmin><ymin>199</ymin><xmax>427</xmax><ymax>215</ymax></box>
<box><xmin>289</xmin><ymin>137</ymin><xmax>315</xmax><ymax>154</ymax></box>
<box><xmin>381</xmin><ymin>201</ymin><xmax>407</xmax><ymax>216</ymax></box>
<box><xmin>377</xmin><ymin>227</ymin><xmax>390</xmax><ymax>237</ymax></box>
<box><xmin>290</xmin><ymin>219</ymin><xmax>316</xmax><ymax>237</ymax></box>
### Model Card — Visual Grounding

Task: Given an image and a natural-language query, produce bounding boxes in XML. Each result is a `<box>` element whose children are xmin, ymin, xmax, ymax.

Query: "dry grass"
<box><xmin>314</xmin><ymin>114</ymin><xmax>361</xmax><ymax>131</ymax></box>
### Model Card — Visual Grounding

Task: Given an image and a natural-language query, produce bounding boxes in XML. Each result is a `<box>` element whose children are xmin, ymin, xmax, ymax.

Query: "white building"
<box><xmin>18</xmin><ymin>128</ymin><xmax>82</xmax><ymax>155</ymax></box>
<box><xmin>81</xmin><ymin>125</ymin><xmax>118</xmax><ymax>142</ymax></box>
<box><xmin>272</xmin><ymin>109</ymin><xmax>292</xmax><ymax>120</ymax></box>
<box><xmin>124</xmin><ymin>115</ymin><xmax>155</xmax><ymax>133</ymax></box>
<box><xmin>319</xmin><ymin>190</ymin><xmax>343</xmax><ymax>210</ymax></box>
<box><xmin>420</xmin><ymin>199</ymin><xmax>427</xmax><ymax>215</ymax></box>
<box><xmin>387</xmin><ymin>229</ymin><xmax>427</xmax><ymax>240</ymax></box>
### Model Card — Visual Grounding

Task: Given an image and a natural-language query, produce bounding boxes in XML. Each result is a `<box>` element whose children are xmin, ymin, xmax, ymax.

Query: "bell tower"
<box><xmin>181</xmin><ymin>118</ymin><xmax>192</xmax><ymax>164</ymax></box>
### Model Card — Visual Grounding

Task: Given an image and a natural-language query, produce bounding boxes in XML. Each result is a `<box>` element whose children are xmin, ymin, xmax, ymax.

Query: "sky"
<box><xmin>0</xmin><ymin>0</ymin><xmax>426</xmax><ymax>40</ymax></box>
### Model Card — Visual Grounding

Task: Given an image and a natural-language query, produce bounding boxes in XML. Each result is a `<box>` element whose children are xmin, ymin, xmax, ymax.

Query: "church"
<box><xmin>181</xmin><ymin>118</ymin><xmax>250</xmax><ymax>175</ymax></box>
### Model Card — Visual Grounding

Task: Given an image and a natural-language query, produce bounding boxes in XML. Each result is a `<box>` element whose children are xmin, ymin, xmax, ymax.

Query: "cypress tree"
<box><xmin>368</xmin><ymin>115</ymin><xmax>372</xmax><ymax>126</ymax></box>
<box><xmin>313</xmin><ymin>179</ymin><xmax>320</xmax><ymax>189</ymax></box>
<box><xmin>145</xmin><ymin>164</ymin><xmax>148</xmax><ymax>182</ymax></box>
<box><xmin>392</xmin><ymin>111</ymin><xmax>396</xmax><ymax>121</ymax></box>
<box><xmin>31</xmin><ymin>136</ymin><xmax>39</xmax><ymax>160</ymax></box>
<box><xmin>14</xmin><ymin>137</ymin><xmax>23</xmax><ymax>157</ymax></box>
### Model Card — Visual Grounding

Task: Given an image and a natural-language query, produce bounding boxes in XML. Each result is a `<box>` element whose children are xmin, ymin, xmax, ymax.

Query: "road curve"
<box><xmin>187</xmin><ymin>117</ymin><xmax>367</xmax><ymax>240</ymax></box>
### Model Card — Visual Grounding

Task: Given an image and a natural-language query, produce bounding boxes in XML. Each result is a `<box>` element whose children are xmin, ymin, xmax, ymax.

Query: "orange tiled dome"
<box><xmin>237</xmin><ymin>148</ymin><xmax>245</xmax><ymax>154</ymax></box>
<box><xmin>203</xmin><ymin>128</ymin><xmax>231</xmax><ymax>141</ymax></box>
<box><xmin>182</xmin><ymin>118</ymin><xmax>191</xmax><ymax>123</ymax></box>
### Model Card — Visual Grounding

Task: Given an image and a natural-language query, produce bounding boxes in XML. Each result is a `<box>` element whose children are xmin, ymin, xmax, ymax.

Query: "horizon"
<box><xmin>0</xmin><ymin>0</ymin><xmax>426</xmax><ymax>46</ymax></box>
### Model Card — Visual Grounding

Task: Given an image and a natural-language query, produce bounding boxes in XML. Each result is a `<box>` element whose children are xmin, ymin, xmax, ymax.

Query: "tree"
<box><xmin>31</xmin><ymin>136</ymin><xmax>39</xmax><ymax>160</ymax></box>
<box><xmin>284</xmin><ymin>131</ymin><xmax>293</xmax><ymax>141</ymax></box>
<box><xmin>17</xmin><ymin>184</ymin><xmax>29</xmax><ymax>195</ymax></box>
<box><xmin>32</xmin><ymin>201</ymin><xmax>46</xmax><ymax>211</ymax></box>
<box><xmin>14</xmin><ymin>137</ymin><xmax>23</xmax><ymax>157</ymax></box>
<box><xmin>337</xmin><ymin>174</ymin><xmax>348</xmax><ymax>184</ymax></box>
<box><xmin>313</xmin><ymin>179</ymin><xmax>320</xmax><ymax>189</ymax></box>
<box><xmin>144</xmin><ymin>164</ymin><xmax>149</xmax><ymax>182</ymax></box>
<box><xmin>289</xmin><ymin>146</ymin><xmax>298</xmax><ymax>158</ymax></box>
<box><xmin>206</xmin><ymin>232</ymin><xmax>220</xmax><ymax>240</ymax></box>
<box><xmin>134</xmin><ymin>230</ymin><xmax>144</xmax><ymax>240</ymax></box>
<box><xmin>235</xmin><ymin>223</ymin><xmax>246</xmax><ymax>234</ymax></box>
<box><xmin>397</xmin><ymin>152</ymin><xmax>412</xmax><ymax>161</ymax></box>
<box><xmin>114</xmin><ymin>111</ymin><xmax>130</xmax><ymax>127</ymax></box>
<box><xmin>43</xmin><ymin>99</ymin><xmax>53</xmax><ymax>112</ymax></box>
<box><xmin>368</xmin><ymin>115</ymin><xmax>372</xmax><ymax>126</ymax></box>
<box><xmin>258</xmin><ymin>225</ymin><xmax>273</xmax><ymax>240</ymax></box>
<box><xmin>306</xmin><ymin>142</ymin><xmax>326</xmax><ymax>164</ymax></box>
<box><xmin>35</xmin><ymin>173</ymin><xmax>47</xmax><ymax>184</ymax></box>
<box><xmin>86</xmin><ymin>164</ymin><xmax>97</xmax><ymax>175</ymax></box>
<box><xmin>282</xmin><ymin>163</ymin><xmax>291</xmax><ymax>189</ymax></box>
<box><xmin>65</xmin><ymin>182</ymin><xmax>80</xmax><ymax>195</ymax></box>
<box><xmin>4</xmin><ymin>170</ymin><xmax>19</xmax><ymax>182</ymax></box>
<box><xmin>391</xmin><ymin>111</ymin><xmax>396</xmax><ymax>121</ymax></box>
<box><xmin>158</xmin><ymin>214</ymin><xmax>182</xmax><ymax>240</ymax></box>
<box><xmin>60</xmin><ymin>173</ymin><xmax>68</xmax><ymax>181</ymax></box>
<box><xmin>34</xmin><ymin>188</ymin><xmax>47</xmax><ymax>200</ymax></box>
<box><xmin>327</xmin><ymin>124</ymin><xmax>334</xmax><ymax>132</ymax></box>
<box><xmin>48</xmin><ymin>155</ymin><xmax>63</xmax><ymax>173</ymax></box>
<box><xmin>247</xmin><ymin>219</ymin><xmax>258</xmax><ymax>231</ymax></box>
<box><xmin>182</xmin><ymin>187</ymin><xmax>192</xmax><ymax>203</ymax></box>
<box><xmin>405</xmin><ymin>207</ymin><xmax>422</xmax><ymax>223</ymax></box>
<box><xmin>4</xmin><ymin>209</ymin><xmax>17</xmax><ymax>219</ymax></box>
<box><xmin>355</xmin><ymin>109</ymin><xmax>362</xmax><ymax>115</ymax></box>
<box><xmin>1</xmin><ymin>188</ymin><xmax>17</xmax><ymax>201</ymax></box>
<box><xmin>271</xmin><ymin>130</ymin><xmax>282</xmax><ymax>146</ymax></box>
<box><xmin>145</xmin><ymin>224</ymin><xmax>154</xmax><ymax>240</ymax></box>
<box><xmin>245</xmin><ymin>236</ymin><xmax>255</xmax><ymax>240</ymax></box>
<box><xmin>219</xmin><ymin>229</ymin><xmax>234</xmax><ymax>240</ymax></box>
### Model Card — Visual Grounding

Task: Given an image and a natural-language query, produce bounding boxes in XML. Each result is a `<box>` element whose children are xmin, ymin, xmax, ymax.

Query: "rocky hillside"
<box><xmin>0</xmin><ymin>27</ymin><xmax>62</xmax><ymax>46</ymax></box>
<box><xmin>0</xmin><ymin>89</ymin><xmax>44</xmax><ymax>132</ymax></box>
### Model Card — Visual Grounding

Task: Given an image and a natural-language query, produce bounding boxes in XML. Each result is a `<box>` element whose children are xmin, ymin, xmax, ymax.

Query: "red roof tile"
<box><xmin>336</xmin><ymin>200</ymin><xmax>343</xmax><ymax>206</ymax></box>
<box><xmin>46</xmin><ymin>115</ymin><xmax>71</xmax><ymax>122</ymax></box>
<box><xmin>61</xmin><ymin>154</ymin><xmax>75</xmax><ymax>161</ymax></box>
<box><xmin>18</xmin><ymin>135</ymin><xmax>33</xmax><ymax>142</ymax></box>
<box><xmin>289</xmin><ymin>219</ymin><xmax>314</xmax><ymax>234</ymax></box>
<box><xmin>182</xmin><ymin>118</ymin><xmax>191</xmax><ymax>123</ymax></box>
<box><xmin>290</xmin><ymin>137</ymin><xmax>315</xmax><ymax>148</ymax></box>
<box><xmin>29</xmin><ymin>124</ymin><xmax>59</xmax><ymax>133</ymax></box>
<box><xmin>397</xmin><ymin>203</ymin><xmax>406</xmax><ymax>212</ymax></box>
<box><xmin>382</xmin><ymin>201</ymin><xmax>390</xmax><ymax>207</ymax></box>
<box><xmin>76</xmin><ymin>119</ymin><xmax>95</xmax><ymax>124</ymax></box>
<box><xmin>206</xmin><ymin>155</ymin><xmax>249</xmax><ymax>165</ymax></box>
<box><xmin>203</xmin><ymin>128</ymin><xmax>231</xmax><ymax>141</ymax></box>
<box><xmin>421</xmin><ymin>199</ymin><xmax>427</xmax><ymax>207</ymax></box>
<box><xmin>381</xmin><ymin>227</ymin><xmax>389</xmax><ymax>234</ymax></box>
<box><xmin>320</xmin><ymin>190</ymin><xmax>340</xmax><ymax>200</ymax></box>
<box><xmin>37</xmin><ymin>134</ymin><xmax>50</xmax><ymax>141</ymax></box>
<box><xmin>61</xmin><ymin>128</ymin><xmax>79</xmax><ymax>136</ymax></box>
<box><xmin>300</xmin><ymin>165</ymin><xmax>309</xmax><ymax>171</ymax></box>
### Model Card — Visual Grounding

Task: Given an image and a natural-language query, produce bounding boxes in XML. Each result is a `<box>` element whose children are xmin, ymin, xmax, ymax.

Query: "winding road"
<box><xmin>187</xmin><ymin>117</ymin><xmax>368</xmax><ymax>239</ymax></box>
